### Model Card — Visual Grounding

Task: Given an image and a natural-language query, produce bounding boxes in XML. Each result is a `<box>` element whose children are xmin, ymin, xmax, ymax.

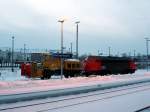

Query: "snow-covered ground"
<box><xmin>45</xmin><ymin>83</ymin><xmax>150</xmax><ymax>112</ymax></box>
<box><xmin>0</xmin><ymin>69</ymin><xmax>150</xmax><ymax>112</ymax></box>
<box><xmin>0</xmin><ymin>68</ymin><xmax>27</xmax><ymax>81</ymax></box>
<box><xmin>0</xmin><ymin>69</ymin><xmax>150</xmax><ymax>96</ymax></box>
<box><xmin>1</xmin><ymin>82</ymin><xmax>150</xmax><ymax>112</ymax></box>
<box><xmin>0</xmin><ymin>68</ymin><xmax>64</xmax><ymax>81</ymax></box>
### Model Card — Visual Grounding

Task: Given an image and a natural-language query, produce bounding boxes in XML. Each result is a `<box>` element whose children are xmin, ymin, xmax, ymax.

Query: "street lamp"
<box><xmin>75</xmin><ymin>21</ymin><xmax>80</xmax><ymax>59</ymax></box>
<box><xmin>70</xmin><ymin>42</ymin><xmax>72</xmax><ymax>54</ymax></box>
<box><xmin>58</xmin><ymin>20</ymin><xmax>65</xmax><ymax>79</ymax></box>
<box><xmin>145</xmin><ymin>38</ymin><xmax>150</xmax><ymax>71</ymax></box>
<box><xmin>11</xmin><ymin>36</ymin><xmax>14</xmax><ymax>72</ymax></box>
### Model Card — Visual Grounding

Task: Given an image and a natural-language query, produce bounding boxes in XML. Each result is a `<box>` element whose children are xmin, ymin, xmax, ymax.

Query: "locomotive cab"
<box><xmin>82</xmin><ymin>56</ymin><xmax>102</xmax><ymax>76</ymax></box>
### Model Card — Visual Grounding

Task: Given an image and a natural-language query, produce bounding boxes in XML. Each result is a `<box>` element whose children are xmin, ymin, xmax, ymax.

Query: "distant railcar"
<box><xmin>64</xmin><ymin>59</ymin><xmax>81</xmax><ymax>78</ymax></box>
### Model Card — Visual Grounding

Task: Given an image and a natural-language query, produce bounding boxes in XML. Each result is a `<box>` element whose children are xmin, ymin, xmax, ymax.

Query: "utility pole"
<box><xmin>134</xmin><ymin>50</ymin><xmax>136</xmax><ymax>59</ymax></box>
<box><xmin>128</xmin><ymin>52</ymin><xmax>131</xmax><ymax>57</ymax></box>
<box><xmin>24</xmin><ymin>44</ymin><xmax>26</xmax><ymax>63</ymax></box>
<box><xmin>75</xmin><ymin>21</ymin><xmax>80</xmax><ymax>59</ymax></box>
<box><xmin>11</xmin><ymin>36</ymin><xmax>14</xmax><ymax>72</ymax></box>
<box><xmin>117</xmin><ymin>52</ymin><xmax>120</xmax><ymax>57</ymax></box>
<box><xmin>108</xmin><ymin>47</ymin><xmax>111</xmax><ymax>56</ymax></box>
<box><xmin>98</xmin><ymin>50</ymin><xmax>103</xmax><ymax>56</ymax></box>
<box><xmin>58</xmin><ymin>20</ymin><xmax>65</xmax><ymax>79</ymax></box>
<box><xmin>145</xmin><ymin>38</ymin><xmax>150</xmax><ymax>71</ymax></box>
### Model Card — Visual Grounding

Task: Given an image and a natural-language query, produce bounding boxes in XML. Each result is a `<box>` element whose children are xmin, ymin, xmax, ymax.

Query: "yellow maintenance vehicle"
<box><xmin>21</xmin><ymin>53</ymin><xmax>81</xmax><ymax>79</ymax></box>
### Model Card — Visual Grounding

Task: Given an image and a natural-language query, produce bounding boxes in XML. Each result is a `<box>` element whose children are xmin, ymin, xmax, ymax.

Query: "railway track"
<box><xmin>1</xmin><ymin>82</ymin><xmax>150</xmax><ymax>112</ymax></box>
<box><xmin>135</xmin><ymin>106</ymin><xmax>150</xmax><ymax>112</ymax></box>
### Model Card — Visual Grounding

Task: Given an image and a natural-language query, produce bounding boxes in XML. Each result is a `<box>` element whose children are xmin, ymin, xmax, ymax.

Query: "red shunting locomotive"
<box><xmin>82</xmin><ymin>56</ymin><xmax>136</xmax><ymax>76</ymax></box>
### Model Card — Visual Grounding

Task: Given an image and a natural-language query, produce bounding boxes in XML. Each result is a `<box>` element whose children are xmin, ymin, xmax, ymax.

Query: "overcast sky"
<box><xmin>0</xmin><ymin>0</ymin><xmax>150</xmax><ymax>56</ymax></box>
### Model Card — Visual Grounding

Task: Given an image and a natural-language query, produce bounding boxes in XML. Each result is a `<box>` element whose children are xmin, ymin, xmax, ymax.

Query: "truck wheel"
<box><xmin>85</xmin><ymin>74</ymin><xmax>89</xmax><ymax>77</ymax></box>
<box><xmin>70</xmin><ymin>74</ymin><xmax>75</xmax><ymax>77</ymax></box>
<box><xmin>43</xmin><ymin>69</ymin><xmax>52</xmax><ymax>79</ymax></box>
<box><xmin>41</xmin><ymin>77</ymin><xmax>44</xmax><ymax>80</ymax></box>
<box><xmin>47</xmin><ymin>75</ymin><xmax>51</xmax><ymax>79</ymax></box>
<box><xmin>64</xmin><ymin>74</ymin><xmax>69</xmax><ymax>78</ymax></box>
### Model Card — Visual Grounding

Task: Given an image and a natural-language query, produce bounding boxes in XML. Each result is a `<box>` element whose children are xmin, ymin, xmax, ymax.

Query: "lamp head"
<box><xmin>75</xmin><ymin>21</ymin><xmax>80</xmax><ymax>24</ymax></box>
<box><xmin>58</xmin><ymin>20</ymin><xmax>64</xmax><ymax>23</ymax></box>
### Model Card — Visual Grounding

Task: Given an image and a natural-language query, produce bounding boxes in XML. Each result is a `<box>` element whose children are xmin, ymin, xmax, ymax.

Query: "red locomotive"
<box><xmin>82</xmin><ymin>56</ymin><xmax>136</xmax><ymax>76</ymax></box>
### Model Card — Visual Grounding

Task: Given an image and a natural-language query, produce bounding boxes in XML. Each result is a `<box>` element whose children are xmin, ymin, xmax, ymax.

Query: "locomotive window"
<box><xmin>72</xmin><ymin>64</ymin><xmax>75</xmax><ymax>68</ymax></box>
<box><xmin>76</xmin><ymin>64</ymin><xmax>80</xmax><ymax>68</ymax></box>
<box><xmin>37</xmin><ymin>63</ymin><xmax>42</xmax><ymax>69</ymax></box>
<box><xmin>67</xmin><ymin>64</ymin><xmax>71</xmax><ymax>68</ymax></box>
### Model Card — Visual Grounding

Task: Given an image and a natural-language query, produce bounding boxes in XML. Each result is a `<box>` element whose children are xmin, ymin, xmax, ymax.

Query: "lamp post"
<box><xmin>75</xmin><ymin>21</ymin><xmax>80</xmax><ymax>59</ymax></box>
<box><xmin>11</xmin><ymin>36</ymin><xmax>14</xmax><ymax>72</ymax></box>
<box><xmin>70</xmin><ymin>42</ymin><xmax>72</xmax><ymax>54</ymax></box>
<box><xmin>58</xmin><ymin>20</ymin><xmax>65</xmax><ymax>79</ymax></box>
<box><xmin>145</xmin><ymin>38</ymin><xmax>150</xmax><ymax>71</ymax></box>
